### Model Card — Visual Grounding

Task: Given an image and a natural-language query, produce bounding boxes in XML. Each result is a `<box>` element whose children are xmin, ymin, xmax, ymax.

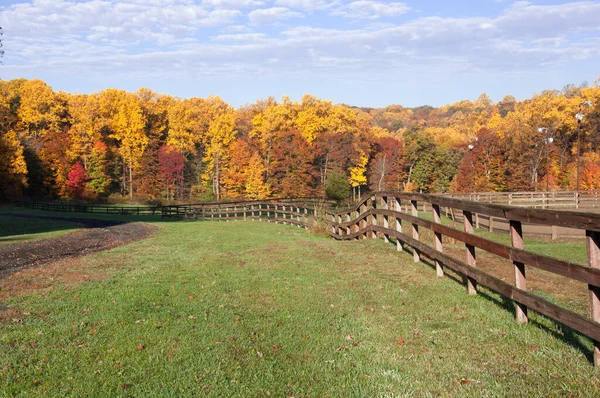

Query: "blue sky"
<box><xmin>1</xmin><ymin>0</ymin><xmax>599</xmax><ymax>108</ymax></box>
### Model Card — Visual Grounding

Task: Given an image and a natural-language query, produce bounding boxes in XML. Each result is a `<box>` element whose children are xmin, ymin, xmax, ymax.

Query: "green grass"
<box><xmin>415</xmin><ymin>212</ymin><xmax>588</xmax><ymax>265</ymax></box>
<box><xmin>1</xmin><ymin>218</ymin><xmax>599</xmax><ymax>397</ymax></box>
<box><xmin>0</xmin><ymin>216</ymin><xmax>79</xmax><ymax>245</ymax></box>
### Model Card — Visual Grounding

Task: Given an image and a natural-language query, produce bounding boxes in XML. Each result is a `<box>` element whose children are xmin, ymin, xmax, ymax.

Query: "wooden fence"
<box><xmin>444</xmin><ymin>190</ymin><xmax>600</xmax><ymax>210</ymax></box>
<box><xmin>12</xmin><ymin>197</ymin><xmax>331</xmax><ymax>219</ymax></box>
<box><xmin>11</xmin><ymin>193</ymin><xmax>600</xmax><ymax>367</ymax></box>
<box><xmin>185</xmin><ymin>191</ymin><xmax>600</xmax><ymax>368</ymax></box>
<box><xmin>13</xmin><ymin>201</ymin><xmax>162</xmax><ymax>216</ymax></box>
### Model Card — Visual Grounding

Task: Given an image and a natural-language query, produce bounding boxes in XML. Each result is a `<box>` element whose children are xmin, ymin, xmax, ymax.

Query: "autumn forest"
<box><xmin>1</xmin><ymin>78</ymin><xmax>599</xmax><ymax>203</ymax></box>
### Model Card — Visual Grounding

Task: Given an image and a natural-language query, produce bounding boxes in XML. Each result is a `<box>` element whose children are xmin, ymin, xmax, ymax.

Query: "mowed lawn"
<box><xmin>0</xmin><ymin>216</ymin><xmax>79</xmax><ymax>245</ymax></box>
<box><xmin>1</xmin><ymin>219</ymin><xmax>600</xmax><ymax>396</ymax></box>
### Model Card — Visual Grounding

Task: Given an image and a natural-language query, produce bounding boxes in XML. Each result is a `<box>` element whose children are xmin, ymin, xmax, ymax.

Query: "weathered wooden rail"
<box><xmin>12</xmin><ymin>197</ymin><xmax>331</xmax><ymax>219</ymax></box>
<box><xmin>188</xmin><ymin>191</ymin><xmax>600</xmax><ymax>368</ymax></box>
<box><xmin>13</xmin><ymin>201</ymin><xmax>162</xmax><ymax>216</ymax></box>
<box><xmin>444</xmin><ymin>190</ymin><xmax>600</xmax><ymax>210</ymax></box>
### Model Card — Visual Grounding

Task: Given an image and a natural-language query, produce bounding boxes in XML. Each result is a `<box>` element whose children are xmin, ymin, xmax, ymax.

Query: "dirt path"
<box><xmin>0</xmin><ymin>213</ymin><xmax>156</xmax><ymax>278</ymax></box>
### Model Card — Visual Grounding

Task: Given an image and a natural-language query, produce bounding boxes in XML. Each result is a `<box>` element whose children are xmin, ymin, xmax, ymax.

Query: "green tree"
<box><xmin>325</xmin><ymin>169</ymin><xmax>350</xmax><ymax>202</ymax></box>
<box><xmin>86</xmin><ymin>141</ymin><xmax>111</xmax><ymax>197</ymax></box>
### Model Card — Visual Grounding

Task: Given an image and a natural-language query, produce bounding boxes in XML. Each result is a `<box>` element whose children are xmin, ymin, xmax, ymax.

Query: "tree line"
<box><xmin>0</xmin><ymin>78</ymin><xmax>599</xmax><ymax>203</ymax></box>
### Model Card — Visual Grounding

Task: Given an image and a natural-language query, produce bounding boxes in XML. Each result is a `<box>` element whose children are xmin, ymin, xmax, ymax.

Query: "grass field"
<box><xmin>0</xmin><ymin>216</ymin><xmax>79</xmax><ymax>245</ymax></box>
<box><xmin>1</xmin><ymin>216</ymin><xmax>599</xmax><ymax>397</ymax></box>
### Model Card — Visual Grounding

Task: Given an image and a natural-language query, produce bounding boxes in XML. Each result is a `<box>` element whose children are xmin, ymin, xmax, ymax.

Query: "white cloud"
<box><xmin>202</xmin><ymin>0</ymin><xmax>264</xmax><ymax>9</ymax></box>
<box><xmin>248</xmin><ymin>7</ymin><xmax>303</xmax><ymax>25</ymax></box>
<box><xmin>274</xmin><ymin>0</ymin><xmax>337</xmax><ymax>11</ymax></box>
<box><xmin>212</xmin><ymin>33</ymin><xmax>269</xmax><ymax>42</ymax></box>
<box><xmin>0</xmin><ymin>0</ymin><xmax>241</xmax><ymax>45</ymax></box>
<box><xmin>334</xmin><ymin>1</ymin><xmax>410</xmax><ymax>19</ymax></box>
<box><xmin>1</xmin><ymin>0</ymin><xmax>600</xmax><ymax>85</ymax></box>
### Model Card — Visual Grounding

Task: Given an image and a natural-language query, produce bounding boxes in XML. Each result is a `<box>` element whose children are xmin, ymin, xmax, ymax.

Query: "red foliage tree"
<box><xmin>451</xmin><ymin>129</ymin><xmax>506</xmax><ymax>192</ymax></box>
<box><xmin>158</xmin><ymin>144</ymin><xmax>184</xmax><ymax>200</ymax></box>
<box><xmin>270</xmin><ymin>129</ymin><xmax>317</xmax><ymax>197</ymax></box>
<box><xmin>66</xmin><ymin>161</ymin><xmax>89</xmax><ymax>199</ymax></box>
<box><xmin>368</xmin><ymin>136</ymin><xmax>406</xmax><ymax>191</ymax></box>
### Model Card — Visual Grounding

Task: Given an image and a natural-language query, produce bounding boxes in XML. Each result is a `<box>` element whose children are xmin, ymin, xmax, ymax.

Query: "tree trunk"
<box><xmin>378</xmin><ymin>155</ymin><xmax>386</xmax><ymax>191</ymax></box>
<box><xmin>214</xmin><ymin>153</ymin><xmax>220</xmax><ymax>201</ymax></box>
<box><xmin>129</xmin><ymin>160</ymin><xmax>133</xmax><ymax>200</ymax></box>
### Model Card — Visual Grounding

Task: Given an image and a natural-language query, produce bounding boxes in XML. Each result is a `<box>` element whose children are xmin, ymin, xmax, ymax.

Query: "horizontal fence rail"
<box><xmin>443</xmin><ymin>190</ymin><xmax>600</xmax><ymax>210</ymax></box>
<box><xmin>12</xmin><ymin>201</ymin><xmax>163</xmax><ymax>216</ymax></box>
<box><xmin>11</xmin><ymin>197</ymin><xmax>333</xmax><ymax>219</ymax></box>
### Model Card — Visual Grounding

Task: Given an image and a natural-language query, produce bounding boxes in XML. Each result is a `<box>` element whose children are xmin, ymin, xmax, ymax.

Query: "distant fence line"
<box><xmin>11</xmin><ymin>197</ymin><xmax>332</xmax><ymax>218</ymax></box>
<box><xmin>442</xmin><ymin>190</ymin><xmax>600</xmax><ymax>210</ymax></box>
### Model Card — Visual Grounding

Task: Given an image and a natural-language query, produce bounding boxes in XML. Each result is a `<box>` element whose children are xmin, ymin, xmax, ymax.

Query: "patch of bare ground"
<box><xmin>0</xmin><ymin>216</ymin><xmax>156</xmax><ymax>301</ymax></box>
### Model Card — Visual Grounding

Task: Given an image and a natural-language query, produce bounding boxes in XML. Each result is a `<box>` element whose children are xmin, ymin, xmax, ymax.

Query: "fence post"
<box><xmin>488</xmin><ymin>216</ymin><xmax>494</xmax><ymax>232</ymax></box>
<box><xmin>587</xmin><ymin>231</ymin><xmax>600</xmax><ymax>368</ymax></box>
<box><xmin>432</xmin><ymin>203</ymin><xmax>444</xmax><ymax>277</ymax></box>
<box><xmin>304</xmin><ymin>207</ymin><xmax>308</xmax><ymax>229</ymax></box>
<box><xmin>359</xmin><ymin>203</ymin><xmax>367</xmax><ymax>240</ymax></box>
<box><xmin>369</xmin><ymin>198</ymin><xmax>377</xmax><ymax>239</ymax></box>
<box><xmin>383</xmin><ymin>196</ymin><xmax>390</xmax><ymax>243</ymax></box>
<box><xmin>395</xmin><ymin>197</ymin><xmax>403</xmax><ymax>252</ymax></box>
<box><xmin>411</xmin><ymin>200</ymin><xmax>420</xmax><ymax>263</ymax></box>
<box><xmin>510</xmin><ymin>220</ymin><xmax>528</xmax><ymax>323</ymax></box>
<box><xmin>346</xmin><ymin>213</ymin><xmax>351</xmax><ymax>236</ymax></box>
<box><xmin>463</xmin><ymin>210</ymin><xmax>477</xmax><ymax>295</ymax></box>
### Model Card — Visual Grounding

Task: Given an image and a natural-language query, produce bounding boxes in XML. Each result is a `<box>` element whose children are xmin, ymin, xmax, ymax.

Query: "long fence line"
<box><xmin>9</xmin><ymin>192</ymin><xmax>600</xmax><ymax>368</ymax></box>
<box><xmin>11</xmin><ymin>197</ymin><xmax>331</xmax><ymax>218</ymax></box>
<box><xmin>158</xmin><ymin>192</ymin><xmax>600</xmax><ymax>369</ymax></box>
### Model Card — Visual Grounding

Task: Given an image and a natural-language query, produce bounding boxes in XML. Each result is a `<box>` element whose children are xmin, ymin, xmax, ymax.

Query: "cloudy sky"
<box><xmin>1</xmin><ymin>0</ymin><xmax>599</xmax><ymax>107</ymax></box>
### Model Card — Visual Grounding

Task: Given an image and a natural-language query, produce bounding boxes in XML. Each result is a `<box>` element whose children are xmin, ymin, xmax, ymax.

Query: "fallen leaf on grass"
<box><xmin>136</xmin><ymin>344</ymin><xmax>144</xmax><ymax>350</ymax></box>
<box><xmin>396</xmin><ymin>338</ymin><xmax>405</xmax><ymax>346</ymax></box>
<box><xmin>455</xmin><ymin>378</ymin><xmax>471</xmax><ymax>385</ymax></box>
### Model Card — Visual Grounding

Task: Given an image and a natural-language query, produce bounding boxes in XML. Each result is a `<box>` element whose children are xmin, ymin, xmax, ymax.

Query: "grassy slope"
<box><xmin>1</xmin><ymin>219</ymin><xmax>599</xmax><ymax>397</ymax></box>
<box><xmin>0</xmin><ymin>216</ymin><xmax>79</xmax><ymax>245</ymax></box>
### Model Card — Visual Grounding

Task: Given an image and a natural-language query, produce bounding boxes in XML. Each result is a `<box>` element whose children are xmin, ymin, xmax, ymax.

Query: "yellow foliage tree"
<box><xmin>202</xmin><ymin>110</ymin><xmax>237</xmax><ymax>200</ymax></box>
<box><xmin>245</xmin><ymin>153</ymin><xmax>271</xmax><ymax>200</ymax></box>
<box><xmin>67</xmin><ymin>94</ymin><xmax>101</xmax><ymax>167</ymax></box>
<box><xmin>17</xmin><ymin>79</ymin><xmax>63</xmax><ymax>139</ymax></box>
<box><xmin>349</xmin><ymin>151</ymin><xmax>368</xmax><ymax>200</ymax></box>
<box><xmin>0</xmin><ymin>129</ymin><xmax>28</xmax><ymax>195</ymax></box>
